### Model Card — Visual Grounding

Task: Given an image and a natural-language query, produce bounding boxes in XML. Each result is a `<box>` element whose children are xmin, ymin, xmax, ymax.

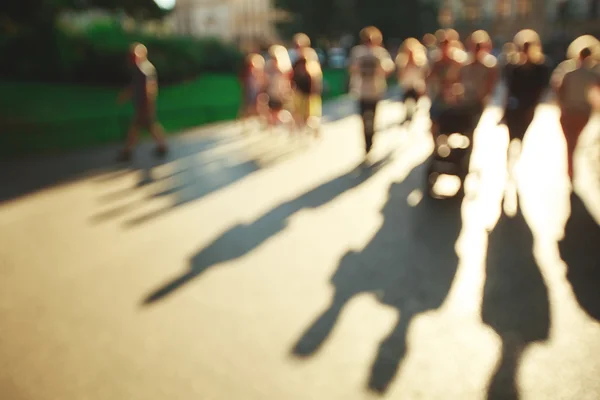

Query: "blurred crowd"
<box><xmin>117</xmin><ymin>26</ymin><xmax>600</xmax><ymax>192</ymax></box>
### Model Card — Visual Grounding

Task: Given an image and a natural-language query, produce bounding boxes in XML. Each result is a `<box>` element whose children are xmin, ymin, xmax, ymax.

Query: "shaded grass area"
<box><xmin>0</xmin><ymin>70</ymin><xmax>348</xmax><ymax>157</ymax></box>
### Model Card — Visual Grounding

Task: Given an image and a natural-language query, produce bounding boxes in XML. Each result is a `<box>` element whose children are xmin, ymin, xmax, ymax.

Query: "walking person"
<box><xmin>552</xmin><ymin>35</ymin><xmax>600</xmax><ymax>182</ymax></box>
<box><xmin>426</xmin><ymin>29</ymin><xmax>466</xmax><ymax>140</ymax></box>
<box><xmin>265</xmin><ymin>44</ymin><xmax>294</xmax><ymax>128</ymax></box>
<box><xmin>396</xmin><ymin>38</ymin><xmax>429</xmax><ymax>122</ymax></box>
<box><xmin>500</xmin><ymin>30</ymin><xmax>550</xmax><ymax>174</ymax></box>
<box><xmin>291</xmin><ymin>47</ymin><xmax>323</xmax><ymax>137</ymax></box>
<box><xmin>239</xmin><ymin>53</ymin><xmax>267</xmax><ymax>133</ymax></box>
<box><xmin>460</xmin><ymin>30</ymin><xmax>499</xmax><ymax>132</ymax></box>
<box><xmin>349</xmin><ymin>26</ymin><xmax>395</xmax><ymax>154</ymax></box>
<box><xmin>117</xmin><ymin>43</ymin><xmax>168</xmax><ymax>161</ymax></box>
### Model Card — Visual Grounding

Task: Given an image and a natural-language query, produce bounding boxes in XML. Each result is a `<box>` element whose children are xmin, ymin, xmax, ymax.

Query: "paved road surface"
<box><xmin>1</xmin><ymin>94</ymin><xmax>600</xmax><ymax>400</ymax></box>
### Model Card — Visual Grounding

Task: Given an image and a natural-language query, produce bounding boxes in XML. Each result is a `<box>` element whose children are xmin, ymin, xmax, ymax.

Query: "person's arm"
<box><xmin>348</xmin><ymin>47</ymin><xmax>359</xmax><ymax>75</ymax></box>
<box><xmin>311</xmin><ymin>64</ymin><xmax>324</xmax><ymax>94</ymax></box>
<box><xmin>588</xmin><ymin>84</ymin><xmax>600</xmax><ymax>111</ymax></box>
<box><xmin>147</xmin><ymin>77</ymin><xmax>158</xmax><ymax>99</ymax></box>
<box><xmin>550</xmin><ymin>61</ymin><xmax>566</xmax><ymax>94</ymax></box>
<box><xmin>557</xmin><ymin>73</ymin><xmax>568</xmax><ymax>107</ymax></box>
<box><xmin>380</xmin><ymin>49</ymin><xmax>395</xmax><ymax>77</ymax></box>
<box><xmin>395</xmin><ymin>54</ymin><xmax>405</xmax><ymax>82</ymax></box>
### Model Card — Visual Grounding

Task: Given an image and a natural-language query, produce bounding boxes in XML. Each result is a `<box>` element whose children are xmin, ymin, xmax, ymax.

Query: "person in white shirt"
<box><xmin>265</xmin><ymin>44</ymin><xmax>293</xmax><ymax>126</ymax></box>
<box><xmin>349</xmin><ymin>26</ymin><xmax>395</xmax><ymax>154</ymax></box>
<box><xmin>553</xmin><ymin>35</ymin><xmax>600</xmax><ymax>181</ymax></box>
<box><xmin>396</xmin><ymin>38</ymin><xmax>429</xmax><ymax>121</ymax></box>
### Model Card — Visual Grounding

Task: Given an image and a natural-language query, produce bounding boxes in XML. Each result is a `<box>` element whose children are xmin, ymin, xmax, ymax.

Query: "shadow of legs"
<box><xmin>292</xmin><ymin>293</ymin><xmax>351</xmax><ymax>357</ymax></box>
<box><xmin>487</xmin><ymin>337</ymin><xmax>524</xmax><ymax>400</ymax></box>
<box><xmin>368</xmin><ymin>314</ymin><xmax>411</xmax><ymax>393</ymax></box>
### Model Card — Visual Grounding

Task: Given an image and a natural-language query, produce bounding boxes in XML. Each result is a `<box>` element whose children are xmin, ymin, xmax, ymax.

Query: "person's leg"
<box><xmin>561</xmin><ymin>112</ymin><xmax>590</xmax><ymax>181</ymax></box>
<box><xmin>118</xmin><ymin>116</ymin><xmax>141</xmax><ymax>161</ymax></box>
<box><xmin>308</xmin><ymin>94</ymin><xmax>322</xmax><ymax>137</ymax></box>
<box><xmin>149</xmin><ymin>121</ymin><xmax>168</xmax><ymax>155</ymax></box>
<box><xmin>292</xmin><ymin>93</ymin><xmax>304</xmax><ymax>130</ymax></box>
<box><xmin>362</xmin><ymin>100</ymin><xmax>377</xmax><ymax>153</ymax></box>
<box><xmin>359</xmin><ymin>99</ymin><xmax>368</xmax><ymax>150</ymax></box>
<box><xmin>140</xmin><ymin>106</ymin><xmax>167</xmax><ymax>154</ymax></box>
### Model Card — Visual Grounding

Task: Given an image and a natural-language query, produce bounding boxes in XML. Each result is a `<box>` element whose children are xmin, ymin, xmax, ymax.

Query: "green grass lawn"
<box><xmin>0</xmin><ymin>69</ymin><xmax>348</xmax><ymax>156</ymax></box>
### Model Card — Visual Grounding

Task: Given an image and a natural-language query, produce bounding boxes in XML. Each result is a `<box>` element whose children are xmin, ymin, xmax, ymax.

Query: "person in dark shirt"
<box><xmin>117</xmin><ymin>43</ymin><xmax>168</xmax><ymax>161</ymax></box>
<box><xmin>501</xmin><ymin>31</ymin><xmax>550</xmax><ymax>145</ymax></box>
<box><xmin>500</xmin><ymin>30</ymin><xmax>550</xmax><ymax>178</ymax></box>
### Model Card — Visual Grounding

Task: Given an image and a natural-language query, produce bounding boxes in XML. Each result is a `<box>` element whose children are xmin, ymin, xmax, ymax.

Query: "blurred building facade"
<box><xmin>439</xmin><ymin>0</ymin><xmax>600</xmax><ymax>43</ymax></box>
<box><xmin>169</xmin><ymin>0</ymin><xmax>290</xmax><ymax>48</ymax></box>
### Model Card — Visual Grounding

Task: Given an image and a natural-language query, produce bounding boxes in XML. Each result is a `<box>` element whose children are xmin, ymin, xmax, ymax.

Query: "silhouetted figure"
<box><xmin>559</xmin><ymin>192</ymin><xmax>600</xmax><ymax>322</ymax></box>
<box><xmin>291</xmin><ymin>46</ymin><xmax>323</xmax><ymax>136</ymax></box>
<box><xmin>291</xmin><ymin>164</ymin><xmax>462</xmax><ymax>393</ymax></box>
<box><xmin>143</xmin><ymin>158</ymin><xmax>392</xmax><ymax>305</ymax></box>
<box><xmin>117</xmin><ymin>43</ymin><xmax>168</xmax><ymax>161</ymax></box>
<box><xmin>500</xmin><ymin>30</ymin><xmax>550</xmax><ymax>168</ymax></box>
<box><xmin>461</xmin><ymin>30</ymin><xmax>499</xmax><ymax>130</ymax></box>
<box><xmin>239</xmin><ymin>53</ymin><xmax>267</xmax><ymax>131</ymax></box>
<box><xmin>482</xmin><ymin>202</ymin><xmax>550</xmax><ymax>400</ymax></box>
<box><xmin>552</xmin><ymin>35</ymin><xmax>600</xmax><ymax>181</ymax></box>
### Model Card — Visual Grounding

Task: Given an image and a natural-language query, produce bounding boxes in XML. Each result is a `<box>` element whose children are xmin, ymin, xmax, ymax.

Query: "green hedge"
<box><xmin>0</xmin><ymin>69</ymin><xmax>349</xmax><ymax>156</ymax></box>
<box><xmin>0</xmin><ymin>21</ymin><xmax>244</xmax><ymax>85</ymax></box>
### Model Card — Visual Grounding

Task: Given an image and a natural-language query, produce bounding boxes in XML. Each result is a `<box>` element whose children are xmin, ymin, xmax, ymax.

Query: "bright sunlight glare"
<box><xmin>154</xmin><ymin>0</ymin><xmax>175</xmax><ymax>10</ymax></box>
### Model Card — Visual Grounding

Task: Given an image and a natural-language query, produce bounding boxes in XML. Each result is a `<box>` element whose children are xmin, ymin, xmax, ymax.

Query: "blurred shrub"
<box><xmin>0</xmin><ymin>21</ymin><xmax>244</xmax><ymax>85</ymax></box>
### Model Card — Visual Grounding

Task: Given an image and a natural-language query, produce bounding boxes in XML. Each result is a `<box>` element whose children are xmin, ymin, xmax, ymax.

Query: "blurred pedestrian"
<box><xmin>422</xmin><ymin>33</ymin><xmax>437</xmax><ymax>64</ymax></box>
<box><xmin>349</xmin><ymin>26</ymin><xmax>395</xmax><ymax>154</ymax></box>
<box><xmin>265</xmin><ymin>44</ymin><xmax>294</xmax><ymax>127</ymax></box>
<box><xmin>396</xmin><ymin>38</ymin><xmax>429</xmax><ymax>121</ymax></box>
<box><xmin>460</xmin><ymin>30</ymin><xmax>499</xmax><ymax>130</ymax></box>
<box><xmin>290</xmin><ymin>33</ymin><xmax>311</xmax><ymax>65</ymax></box>
<box><xmin>239</xmin><ymin>53</ymin><xmax>267</xmax><ymax>132</ymax></box>
<box><xmin>291</xmin><ymin>47</ymin><xmax>323</xmax><ymax>137</ymax></box>
<box><xmin>500</xmin><ymin>30</ymin><xmax>550</xmax><ymax>172</ymax></box>
<box><xmin>117</xmin><ymin>43</ymin><xmax>168</xmax><ymax>161</ymax></box>
<box><xmin>552</xmin><ymin>35</ymin><xmax>600</xmax><ymax>181</ymax></box>
<box><xmin>426</xmin><ymin>29</ymin><xmax>466</xmax><ymax>139</ymax></box>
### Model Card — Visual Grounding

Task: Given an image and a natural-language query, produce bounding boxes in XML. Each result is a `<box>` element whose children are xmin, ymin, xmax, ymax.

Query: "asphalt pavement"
<box><xmin>1</xmin><ymin>92</ymin><xmax>600</xmax><ymax>400</ymax></box>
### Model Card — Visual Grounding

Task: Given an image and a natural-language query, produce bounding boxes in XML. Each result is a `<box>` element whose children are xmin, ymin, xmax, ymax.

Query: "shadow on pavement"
<box><xmin>142</xmin><ymin>153</ymin><xmax>397</xmax><ymax>306</ymax></box>
<box><xmin>559</xmin><ymin>192</ymin><xmax>600</xmax><ymax>322</ymax></box>
<box><xmin>482</xmin><ymin>197</ymin><xmax>550</xmax><ymax>400</ymax></box>
<box><xmin>0</xmin><ymin>127</ymin><xmax>244</xmax><ymax>205</ymax></box>
<box><xmin>89</xmin><ymin>133</ymin><xmax>310</xmax><ymax>227</ymax></box>
<box><xmin>291</xmin><ymin>163</ymin><xmax>463</xmax><ymax>394</ymax></box>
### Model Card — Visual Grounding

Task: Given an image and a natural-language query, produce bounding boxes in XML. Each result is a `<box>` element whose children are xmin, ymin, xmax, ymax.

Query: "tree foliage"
<box><xmin>275</xmin><ymin>0</ymin><xmax>439</xmax><ymax>44</ymax></box>
<box><xmin>0</xmin><ymin>0</ymin><xmax>167</xmax><ymax>31</ymax></box>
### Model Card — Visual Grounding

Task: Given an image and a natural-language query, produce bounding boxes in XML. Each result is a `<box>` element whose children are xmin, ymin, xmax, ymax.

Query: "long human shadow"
<box><xmin>0</xmin><ymin>126</ymin><xmax>245</xmax><ymax>205</ymax></box>
<box><xmin>291</xmin><ymin>163</ymin><xmax>463</xmax><ymax>393</ymax></box>
<box><xmin>90</xmin><ymin>134</ymin><xmax>305</xmax><ymax>226</ymax></box>
<box><xmin>142</xmin><ymin>154</ymin><xmax>395</xmax><ymax>306</ymax></box>
<box><xmin>482</xmin><ymin>199</ymin><xmax>550</xmax><ymax>400</ymax></box>
<box><xmin>558</xmin><ymin>192</ymin><xmax>600</xmax><ymax>322</ymax></box>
